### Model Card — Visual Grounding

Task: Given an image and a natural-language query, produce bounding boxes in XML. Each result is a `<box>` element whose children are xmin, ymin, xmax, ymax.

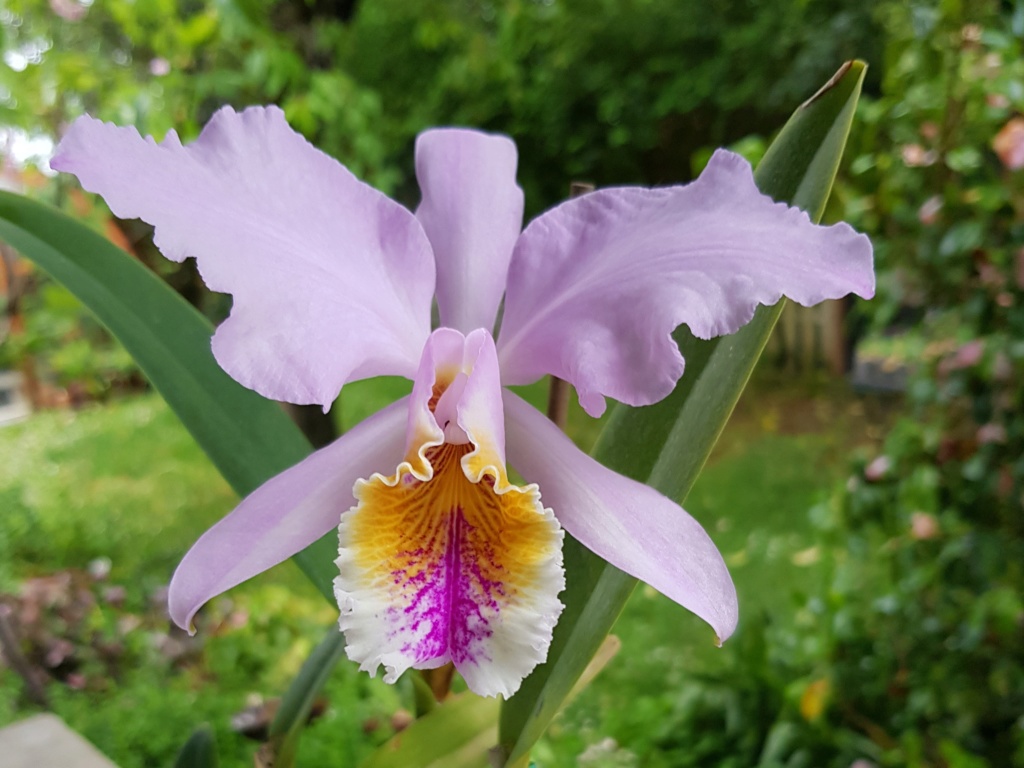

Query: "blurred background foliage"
<box><xmin>2</xmin><ymin>0</ymin><xmax>1024</xmax><ymax>766</ymax></box>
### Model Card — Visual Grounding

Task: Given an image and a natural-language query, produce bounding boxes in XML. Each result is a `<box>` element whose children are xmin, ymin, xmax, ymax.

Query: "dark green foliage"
<box><xmin>821</xmin><ymin>432</ymin><xmax>1024</xmax><ymax>767</ymax></box>
<box><xmin>637</xmin><ymin>2</ymin><xmax>1024</xmax><ymax>765</ymax></box>
<box><xmin>340</xmin><ymin>0</ymin><xmax>883</xmax><ymax>209</ymax></box>
<box><xmin>3</xmin><ymin>0</ymin><xmax>882</xmax><ymax>205</ymax></box>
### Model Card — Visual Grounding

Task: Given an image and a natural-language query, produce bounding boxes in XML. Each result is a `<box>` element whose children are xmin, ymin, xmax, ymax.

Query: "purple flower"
<box><xmin>51</xmin><ymin>107</ymin><xmax>873</xmax><ymax>697</ymax></box>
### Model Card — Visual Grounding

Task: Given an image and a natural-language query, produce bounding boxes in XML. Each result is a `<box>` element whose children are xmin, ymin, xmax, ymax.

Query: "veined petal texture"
<box><xmin>52</xmin><ymin>107</ymin><xmax>436</xmax><ymax>408</ymax></box>
<box><xmin>504</xmin><ymin>391</ymin><xmax>738</xmax><ymax>642</ymax></box>
<box><xmin>415</xmin><ymin>129</ymin><xmax>524</xmax><ymax>334</ymax></box>
<box><xmin>168</xmin><ymin>397</ymin><xmax>410</xmax><ymax>632</ymax></box>
<box><xmin>497</xmin><ymin>150</ymin><xmax>874</xmax><ymax>417</ymax></box>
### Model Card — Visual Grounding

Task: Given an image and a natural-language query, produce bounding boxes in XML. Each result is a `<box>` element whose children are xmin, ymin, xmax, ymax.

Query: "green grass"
<box><xmin>0</xmin><ymin>397</ymin><xmax>235</xmax><ymax>593</ymax></box>
<box><xmin>0</xmin><ymin>395</ymin><xmax>403</xmax><ymax>765</ymax></box>
<box><xmin>0</xmin><ymin>380</ymin><xmax>883</xmax><ymax>766</ymax></box>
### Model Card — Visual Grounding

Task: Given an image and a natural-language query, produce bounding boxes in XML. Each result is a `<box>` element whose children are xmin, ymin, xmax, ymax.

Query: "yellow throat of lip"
<box><xmin>349</xmin><ymin>440</ymin><xmax>553</xmax><ymax>606</ymax></box>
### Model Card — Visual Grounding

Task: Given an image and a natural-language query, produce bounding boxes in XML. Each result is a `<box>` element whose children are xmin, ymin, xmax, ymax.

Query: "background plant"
<box><xmin>636</xmin><ymin>2</ymin><xmax>1024</xmax><ymax>766</ymax></box>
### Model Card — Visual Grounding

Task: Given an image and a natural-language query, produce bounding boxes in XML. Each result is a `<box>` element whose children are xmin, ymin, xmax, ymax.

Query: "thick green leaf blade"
<box><xmin>498</xmin><ymin>60</ymin><xmax>867</xmax><ymax>764</ymax></box>
<box><xmin>174</xmin><ymin>725</ymin><xmax>219</xmax><ymax>768</ymax></box>
<box><xmin>264</xmin><ymin>627</ymin><xmax>348</xmax><ymax>768</ymax></box>
<box><xmin>360</xmin><ymin>694</ymin><xmax>500</xmax><ymax>768</ymax></box>
<box><xmin>0</xmin><ymin>193</ymin><xmax>336</xmax><ymax>597</ymax></box>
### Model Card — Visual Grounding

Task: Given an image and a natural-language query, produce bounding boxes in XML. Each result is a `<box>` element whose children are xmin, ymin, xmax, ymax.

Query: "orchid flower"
<box><xmin>52</xmin><ymin>107</ymin><xmax>873</xmax><ymax>698</ymax></box>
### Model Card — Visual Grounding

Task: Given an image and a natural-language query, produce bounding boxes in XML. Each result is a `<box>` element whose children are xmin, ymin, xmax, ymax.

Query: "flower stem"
<box><xmin>545</xmin><ymin>182</ymin><xmax>594</xmax><ymax>432</ymax></box>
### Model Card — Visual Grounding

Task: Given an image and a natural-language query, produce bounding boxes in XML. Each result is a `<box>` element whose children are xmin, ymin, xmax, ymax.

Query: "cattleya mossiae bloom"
<box><xmin>52</xmin><ymin>107</ymin><xmax>874</xmax><ymax>698</ymax></box>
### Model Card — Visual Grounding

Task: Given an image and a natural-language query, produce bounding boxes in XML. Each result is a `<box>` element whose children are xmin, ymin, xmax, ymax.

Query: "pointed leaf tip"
<box><xmin>800</xmin><ymin>60</ymin><xmax>865</xmax><ymax>109</ymax></box>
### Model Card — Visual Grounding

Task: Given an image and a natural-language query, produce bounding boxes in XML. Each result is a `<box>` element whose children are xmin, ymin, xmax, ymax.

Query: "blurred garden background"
<box><xmin>1</xmin><ymin>0</ymin><xmax>1023</xmax><ymax>766</ymax></box>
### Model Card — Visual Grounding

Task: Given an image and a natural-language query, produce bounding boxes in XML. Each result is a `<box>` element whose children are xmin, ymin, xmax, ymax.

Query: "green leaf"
<box><xmin>498</xmin><ymin>60</ymin><xmax>867</xmax><ymax>765</ymax></box>
<box><xmin>174</xmin><ymin>725</ymin><xmax>218</xmax><ymax>768</ymax></box>
<box><xmin>359</xmin><ymin>693</ymin><xmax>500</xmax><ymax>768</ymax></box>
<box><xmin>264</xmin><ymin>627</ymin><xmax>348</xmax><ymax>768</ymax></box>
<box><xmin>0</xmin><ymin>193</ymin><xmax>336</xmax><ymax>598</ymax></box>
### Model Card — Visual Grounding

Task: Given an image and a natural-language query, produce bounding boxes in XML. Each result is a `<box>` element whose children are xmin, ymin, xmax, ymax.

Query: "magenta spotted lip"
<box><xmin>334</xmin><ymin>328</ymin><xmax>564</xmax><ymax>698</ymax></box>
